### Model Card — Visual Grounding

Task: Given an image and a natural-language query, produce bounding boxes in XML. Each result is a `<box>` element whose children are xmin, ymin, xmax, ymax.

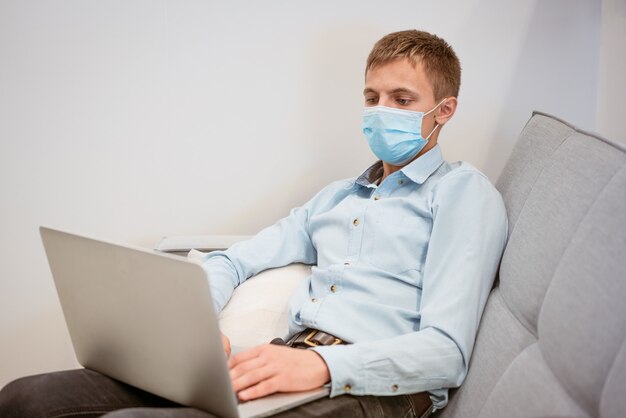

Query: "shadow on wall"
<box><xmin>302</xmin><ymin>25</ymin><xmax>381</xmax><ymax>179</ymax></box>
<box><xmin>218</xmin><ymin>26</ymin><xmax>382</xmax><ymax>234</ymax></box>
<box><xmin>482</xmin><ymin>0</ymin><xmax>601</xmax><ymax>179</ymax></box>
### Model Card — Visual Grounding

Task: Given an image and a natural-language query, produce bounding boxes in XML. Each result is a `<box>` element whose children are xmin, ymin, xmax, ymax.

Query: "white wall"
<box><xmin>0</xmin><ymin>0</ymin><xmax>604</xmax><ymax>388</ymax></box>
<box><xmin>597</xmin><ymin>0</ymin><xmax>626</xmax><ymax>142</ymax></box>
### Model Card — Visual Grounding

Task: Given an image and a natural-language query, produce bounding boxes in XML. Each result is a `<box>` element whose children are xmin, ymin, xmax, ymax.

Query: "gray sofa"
<box><xmin>439</xmin><ymin>111</ymin><xmax>626</xmax><ymax>418</ymax></box>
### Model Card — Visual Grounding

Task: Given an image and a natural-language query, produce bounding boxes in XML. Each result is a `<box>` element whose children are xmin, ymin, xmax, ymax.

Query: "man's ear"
<box><xmin>435</xmin><ymin>97</ymin><xmax>458</xmax><ymax>126</ymax></box>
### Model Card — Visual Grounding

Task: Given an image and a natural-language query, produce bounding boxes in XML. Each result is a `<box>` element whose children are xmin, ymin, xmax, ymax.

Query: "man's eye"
<box><xmin>396</xmin><ymin>98</ymin><xmax>411</xmax><ymax>106</ymax></box>
<box><xmin>365</xmin><ymin>97</ymin><xmax>378</xmax><ymax>105</ymax></box>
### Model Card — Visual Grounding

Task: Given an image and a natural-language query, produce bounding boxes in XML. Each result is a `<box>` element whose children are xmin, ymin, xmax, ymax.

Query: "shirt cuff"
<box><xmin>311</xmin><ymin>344</ymin><xmax>364</xmax><ymax>397</ymax></box>
<box><xmin>196</xmin><ymin>251</ymin><xmax>239</xmax><ymax>313</ymax></box>
<box><xmin>312</xmin><ymin>337</ymin><xmax>452</xmax><ymax>399</ymax></box>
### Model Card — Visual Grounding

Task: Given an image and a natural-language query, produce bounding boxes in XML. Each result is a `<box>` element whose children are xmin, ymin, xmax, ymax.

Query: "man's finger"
<box><xmin>221</xmin><ymin>333</ymin><xmax>231</xmax><ymax>358</ymax></box>
<box><xmin>228</xmin><ymin>345</ymin><xmax>265</xmax><ymax>368</ymax></box>
<box><xmin>237</xmin><ymin>376</ymin><xmax>281</xmax><ymax>401</ymax></box>
<box><xmin>229</xmin><ymin>356</ymin><xmax>266</xmax><ymax>381</ymax></box>
<box><xmin>231</xmin><ymin>363</ymin><xmax>275</xmax><ymax>393</ymax></box>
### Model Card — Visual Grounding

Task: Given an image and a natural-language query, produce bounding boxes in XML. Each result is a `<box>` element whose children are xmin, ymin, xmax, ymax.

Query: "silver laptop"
<box><xmin>40</xmin><ymin>226</ymin><xmax>328</xmax><ymax>418</ymax></box>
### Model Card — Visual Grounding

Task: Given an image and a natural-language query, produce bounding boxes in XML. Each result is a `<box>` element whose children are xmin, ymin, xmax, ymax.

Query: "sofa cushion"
<box><xmin>600</xmin><ymin>340</ymin><xmax>626</xmax><ymax>417</ymax></box>
<box><xmin>538</xmin><ymin>162</ymin><xmax>626</xmax><ymax>415</ymax></box>
<box><xmin>440</xmin><ymin>112</ymin><xmax>626</xmax><ymax>418</ymax></box>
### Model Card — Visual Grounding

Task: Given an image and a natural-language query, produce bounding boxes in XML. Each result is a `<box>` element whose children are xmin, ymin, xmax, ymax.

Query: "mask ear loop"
<box><xmin>425</xmin><ymin>123</ymin><xmax>441</xmax><ymax>140</ymax></box>
<box><xmin>423</xmin><ymin>98</ymin><xmax>448</xmax><ymax>140</ymax></box>
<box><xmin>424</xmin><ymin>98</ymin><xmax>448</xmax><ymax>116</ymax></box>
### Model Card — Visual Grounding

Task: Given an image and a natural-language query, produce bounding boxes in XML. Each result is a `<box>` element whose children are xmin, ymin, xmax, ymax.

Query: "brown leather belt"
<box><xmin>410</xmin><ymin>392</ymin><xmax>435</xmax><ymax>418</ymax></box>
<box><xmin>288</xmin><ymin>328</ymin><xmax>347</xmax><ymax>348</ymax></box>
<box><xmin>270</xmin><ymin>328</ymin><xmax>347</xmax><ymax>349</ymax></box>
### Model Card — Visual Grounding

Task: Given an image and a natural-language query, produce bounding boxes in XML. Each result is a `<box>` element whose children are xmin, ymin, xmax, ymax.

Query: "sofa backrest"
<box><xmin>440</xmin><ymin>112</ymin><xmax>626</xmax><ymax>418</ymax></box>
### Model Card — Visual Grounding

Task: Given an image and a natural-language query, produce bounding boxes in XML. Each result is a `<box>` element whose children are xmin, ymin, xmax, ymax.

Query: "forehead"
<box><xmin>364</xmin><ymin>58</ymin><xmax>434</xmax><ymax>98</ymax></box>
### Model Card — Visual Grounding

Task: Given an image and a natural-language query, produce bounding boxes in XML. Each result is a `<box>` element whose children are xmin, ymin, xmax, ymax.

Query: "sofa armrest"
<box><xmin>154</xmin><ymin>234</ymin><xmax>253</xmax><ymax>252</ymax></box>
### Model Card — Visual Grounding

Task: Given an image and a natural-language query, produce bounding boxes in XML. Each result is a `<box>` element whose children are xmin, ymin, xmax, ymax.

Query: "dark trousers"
<box><xmin>0</xmin><ymin>368</ymin><xmax>431</xmax><ymax>418</ymax></box>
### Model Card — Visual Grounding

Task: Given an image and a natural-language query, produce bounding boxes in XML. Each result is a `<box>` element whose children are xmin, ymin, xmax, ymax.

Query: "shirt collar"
<box><xmin>355</xmin><ymin>161</ymin><xmax>385</xmax><ymax>187</ymax></box>
<box><xmin>401</xmin><ymin>145</ymin><xmax>445</xmax><ymax>184</ymax></box>
<box><xmin>355</xmin><ymin>145</ymin><xmax>445</xmax><ymax>187</ymax></box>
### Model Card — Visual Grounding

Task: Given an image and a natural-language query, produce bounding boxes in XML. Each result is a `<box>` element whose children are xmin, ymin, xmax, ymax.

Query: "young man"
<box><xmin>0</xmin><ymin>30</ymin><xmax>507</xmax><ymax>418</ymax></box>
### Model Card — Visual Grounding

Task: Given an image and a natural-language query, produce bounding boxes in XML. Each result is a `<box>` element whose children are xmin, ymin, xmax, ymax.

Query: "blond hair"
<box><xmin>366</xmin><ymin>30</ymin><xmax>461</xmax><ymax>100</ymax></box>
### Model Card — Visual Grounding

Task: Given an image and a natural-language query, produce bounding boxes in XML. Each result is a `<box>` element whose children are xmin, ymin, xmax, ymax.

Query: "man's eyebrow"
<box><xmin>362</xmin><ymin>87</ymin><xmax>420</xmax><ymax>96</ymax></box>
<box><xmin>389</xmin><ymin>87</ymin><xmax>419</xmax><ymax>96</ymax></box>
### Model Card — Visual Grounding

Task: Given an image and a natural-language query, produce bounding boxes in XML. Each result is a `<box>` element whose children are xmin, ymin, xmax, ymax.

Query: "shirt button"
<box><xmin>391</xmin><ymin>384</ymin><xmax>399</xmax><ymax>392</ymax></box>
<box><xmin>344</xmin><ymin>384</ymin><xmax>352</xmax><ymax>393</ymax></box>
<box><xmin>343</xmin><ymin>262</ymin><xmax>350</xmax><ymax>266</ymax></box>
<box><xmin>398</xmin><ymin>179</ymin><xmax>404</xmax><ymax>185</ymax></box>
<box><xmin>373</xmin><ymin>196</ymin><xmax>380</xmax><ymax>201</ymax></box>
<box><xmin>330</xmin><ymin>284</ymin><xmax>337</xmax><ymax>293</ymax></box>
<box><xmin>352</xmin><ymin>218</ymin><xmax>360</xmax><ymax>226</ymax></box>
<box><xmin>311</xmin><ymin>298</ymin><xmax>318</xmax><ymax>303</ymax></box>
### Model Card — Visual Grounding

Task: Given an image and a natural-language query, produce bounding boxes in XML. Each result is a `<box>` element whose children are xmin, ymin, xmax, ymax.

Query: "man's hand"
<box><xmin>221</xmin><ymin>333</ymin><xmax>231</xmax><ymax>358</ymax></box>
<box><xmin>229</xmin><ymin>344</ymin><xmax>330</xmax><ymax>401</ymax></box>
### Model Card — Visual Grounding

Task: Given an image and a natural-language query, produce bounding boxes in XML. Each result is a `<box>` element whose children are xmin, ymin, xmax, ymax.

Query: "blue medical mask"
<box><xmin>362</xmin><ymin>100</ymin><xmax>445</xmax><ymax>166</ymax></box>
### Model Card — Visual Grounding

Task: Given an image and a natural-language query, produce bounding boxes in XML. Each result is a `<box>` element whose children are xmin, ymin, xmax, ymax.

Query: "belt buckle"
<box><xmin>303</xmin><ymin>330</ymin><xmax>343</xmax><ymax>347</ymax></box>
<box><xmin>420</xmin><ymin>405</ymin><xmax>436</xmax><ymax>418</ymax></box>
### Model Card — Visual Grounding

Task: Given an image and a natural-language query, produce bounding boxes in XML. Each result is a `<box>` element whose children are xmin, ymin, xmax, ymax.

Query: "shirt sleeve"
<box><xmin>313</xmin><ymin>168</ymin><xmax>508</xmax><ymax>398</ymax></box>
<box><xmin>201</xmin><ymin>180</ymin><xmax>350</xmax><ymax>313</ymax></box>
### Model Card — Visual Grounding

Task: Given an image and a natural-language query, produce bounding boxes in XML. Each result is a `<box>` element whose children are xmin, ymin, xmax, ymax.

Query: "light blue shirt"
<box><xmin>202</xmin><ymin>145</ymin><xmax>508</xmax><ymax>408</ymax></box>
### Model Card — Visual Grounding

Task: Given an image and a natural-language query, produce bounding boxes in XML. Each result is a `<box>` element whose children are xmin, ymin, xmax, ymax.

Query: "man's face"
<box><xmin>363</xmin><ymin>58</ymin><xmax>439</xmax><ymax>144</ymax></box>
